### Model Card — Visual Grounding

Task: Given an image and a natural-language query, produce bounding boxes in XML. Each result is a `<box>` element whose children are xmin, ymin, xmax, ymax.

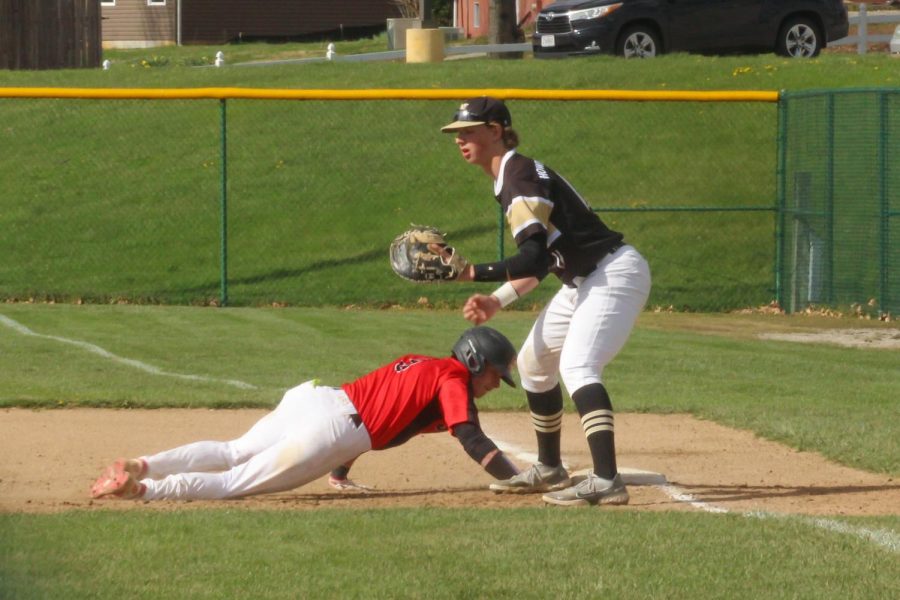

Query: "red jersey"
<box><xmin>341</xmin><ymin>355</ymin><xmax>477</xmax><ymax>450</ymax></box>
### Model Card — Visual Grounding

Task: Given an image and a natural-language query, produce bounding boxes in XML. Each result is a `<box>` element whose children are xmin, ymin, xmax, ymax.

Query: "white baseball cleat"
<box><xmin>489</xmin><ymin>462</ymin><xmax>571</xmax><ymax>494</ymax></box>
<box><xmin>542</xmin><ymin>472</ymin><xmax>629</xmax><ymax>507</ymax></box>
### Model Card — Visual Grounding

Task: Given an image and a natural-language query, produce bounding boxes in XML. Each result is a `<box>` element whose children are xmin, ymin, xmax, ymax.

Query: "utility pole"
<box><xmin>419</xmin><ymin>0</ymin><xmax>434</xmax><ymax>28</ymax></box>
<box><xmin>489</xmin><ymin>0</ymin><xmax>522</xmax><ymax>59</ymax></box>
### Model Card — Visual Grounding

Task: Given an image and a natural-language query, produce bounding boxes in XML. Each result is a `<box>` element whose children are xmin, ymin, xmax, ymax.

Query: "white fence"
<box><xmin>831</xmin><ymin>4</ymin><xmax>900</xmax><ymax>54</ymax></box>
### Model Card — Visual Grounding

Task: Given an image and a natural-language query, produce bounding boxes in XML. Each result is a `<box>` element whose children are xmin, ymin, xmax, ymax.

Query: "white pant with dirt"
<box><xmin>140</xmin><ymin>381</ymin><xmax>371</xmax><ymax>500</ymax></box>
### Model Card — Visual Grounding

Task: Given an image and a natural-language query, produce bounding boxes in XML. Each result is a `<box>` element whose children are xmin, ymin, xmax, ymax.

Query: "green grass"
<box><xmin>0</xmin><ymin>92</ymin><xmax>776</xmax><ymax>310</ymax></box>
<box><xmin>100</xmin><ymin>33</ymin><xmax>402</xmax><ymax>68</ymax></box>
<box><xmin>0</xmin><ymin>51</ymin><xmax>897</xmax><ymax>311</ymax></box>
<box><xmin>1</xmin><ymin>509</ymin><xmax>897</xmax><ymax>599</ymax></box>
<box><xmin>1</xmin><ymin>37</ymin><xmax>898</xmax><ymax>89</ymax></box>
<box><xmin>1</xmin><ymin>303</ymin><xmax>897</xmax><ymax>600</ymax></box>
<box><xmin>1</xmin><ymin>304</ymin><xmax>897</xmax><ymax>475</ymax></box>
<box><xmin>1</xmin><ymin>48</ymin><xmax>898</xmax><ymax>599</ymax></box>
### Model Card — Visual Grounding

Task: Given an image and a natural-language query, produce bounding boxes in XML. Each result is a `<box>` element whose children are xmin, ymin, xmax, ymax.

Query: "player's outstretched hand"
<box><xmin>328</xmin><ymin>475</ymin><xmax>374</xmax><ymax>493</ymax></box>
<box><xmin>463</xmin><ymin>293</ymin><xmax>501</xmax><ymax>325</ymax></box>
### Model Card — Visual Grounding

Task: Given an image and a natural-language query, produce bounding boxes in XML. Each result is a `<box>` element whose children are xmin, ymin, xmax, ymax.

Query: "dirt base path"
<box><xmin>1</xmin><ymin>409</ymin><xmax>896</xmax><ymax>515</ymax></box>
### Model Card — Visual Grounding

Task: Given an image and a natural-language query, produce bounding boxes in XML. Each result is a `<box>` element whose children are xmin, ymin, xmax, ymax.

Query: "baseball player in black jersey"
<box><xmin>439</xmin><ymin>96</ymin><xmax>652</xmax><ymax>506</ymax></box>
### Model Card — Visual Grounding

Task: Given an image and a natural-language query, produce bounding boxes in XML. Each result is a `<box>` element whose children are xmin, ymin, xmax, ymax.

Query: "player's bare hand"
<box><xmin>463</xmin><ymin>294</ymin><xmax>501</xmax><ymax>325</ymax></box>
<box><xmin>328</xmin><ymin>476</ymin><xmax>374</xmax><ymax>493</ymax></box>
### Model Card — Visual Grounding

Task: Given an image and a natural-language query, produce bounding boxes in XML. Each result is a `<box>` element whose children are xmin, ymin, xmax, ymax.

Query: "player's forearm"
<box><xmin>471</xmin><ymin>237</ymin><xmax>552</xmax><ymax>282</ymax></box>
<box><xmin>454</xmin><ymin>423</ymin><xmax>517</xmax><ymax>479</ymax></box>
<box><xmin>329</xmin><ymin>459</ymin><xmax>355</xmax><ymax>480</ymax></box>
<box><xmin>481</xmin><ymin>449</ymin><xmax>519</xmax><ymax>480</ymax></box>
<box><xmin>508</xmin><ymin>276</ymin><xmax>540</xmax><ymax>298</ymax></box>
<box><xmin>488</xmin><ymin>277</ymin><xmax>540</xmax><ymax>311</ymax></box>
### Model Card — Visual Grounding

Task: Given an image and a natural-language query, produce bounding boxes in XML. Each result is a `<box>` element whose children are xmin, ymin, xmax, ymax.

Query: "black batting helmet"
<box><xmin>452</xmin><ymin>326</ymin><xmax>517</xmax><ymax>387</ymax></box>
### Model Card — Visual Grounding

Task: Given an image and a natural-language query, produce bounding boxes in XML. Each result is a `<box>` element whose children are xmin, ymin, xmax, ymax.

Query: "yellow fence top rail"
<box><xmin>0</xmin><ymin>87</ymin><xmax>780</xmax><ymax>102</ymax></box>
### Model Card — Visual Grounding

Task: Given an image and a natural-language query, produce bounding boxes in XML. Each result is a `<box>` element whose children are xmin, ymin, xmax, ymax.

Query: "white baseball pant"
<box><xmin>518</xmin><ymin>245</ymin><xmax>651</xmax><ymax>394</ymax></box>
<box><xmin>140</xmin><ymin>381</ymin><xmax>371</xmax><ymax>500</ymax></box>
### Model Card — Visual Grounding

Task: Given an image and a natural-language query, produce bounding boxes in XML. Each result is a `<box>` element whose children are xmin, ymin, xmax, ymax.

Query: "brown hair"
<box><xmin>501</xmin><ymin>126</ymin><xmax>519</xmax><ymax>149</ymax></box>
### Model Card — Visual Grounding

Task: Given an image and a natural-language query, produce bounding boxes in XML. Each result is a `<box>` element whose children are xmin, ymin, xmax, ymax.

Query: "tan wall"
<box><xmin>101</xmin><ymin>0</ymin><xmax>176</xmax><ymax>47</ymax></box>
<box><xmin>0</xmin><ymin>0</ymin><xmax>101</xmax><ymax>69</ymax></box>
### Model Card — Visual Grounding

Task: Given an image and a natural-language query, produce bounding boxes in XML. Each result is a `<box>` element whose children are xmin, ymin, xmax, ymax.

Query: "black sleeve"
<box><xmin>453</xmin><ymin>422</ymin><xmax>518</xmax><ymax>479</ymax></box>
<box><xmin>330</xmin><ymin>464</ymin><xmax>351</xmax><ymax>479</ymax></box>
<box><xmin>482</xmin><ymin>452</ymin><xmax>518</xmax><ymax>479</ymax></box>
<box><xmin>472</xmin><ymin>233</ymin><xmax>552</xmax><ymax>282</ymax></box>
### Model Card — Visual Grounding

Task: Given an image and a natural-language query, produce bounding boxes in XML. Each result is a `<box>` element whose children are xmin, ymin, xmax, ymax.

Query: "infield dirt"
<box><xmin>1</xmin><ymin>409</ymin><xmax>896</xmax><ymax>515</ymax></box>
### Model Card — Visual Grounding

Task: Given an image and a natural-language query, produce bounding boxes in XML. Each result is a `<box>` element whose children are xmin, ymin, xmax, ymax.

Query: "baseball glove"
<box><xmin>389</xmin><ymin>225</ymin><xmax>469</xmax><ymax>282</ymax></box>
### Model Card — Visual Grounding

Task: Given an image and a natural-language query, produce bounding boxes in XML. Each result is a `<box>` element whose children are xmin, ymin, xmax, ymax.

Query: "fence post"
<box><xmin>825</xmin><ymin>92</ymin><xmax>835</xmax><ymax>304</ymax></box>
<box><xmin>219</xmin><ymin>99</ymin><xmax>229</xmax><ymax>307</ymax></box>
<box><xmin>878</xmin><ymin>91</ymin><xmax>888</xmax><ymax>315</ymax></box>
<box><xmin>775</xmin><ymin>92</ymin><xmax>788</xmax><ymax>310</ymax></box>
<box><xmin>857</xmin><ymin>3</ymin><xmax>868</xmax><ymax>55</ymax></box>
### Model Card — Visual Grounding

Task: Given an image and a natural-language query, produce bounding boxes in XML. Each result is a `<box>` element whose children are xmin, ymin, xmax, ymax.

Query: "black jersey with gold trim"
<box><xmin>494</xmin><ymin>151</ymin><xmax>624</xmax><ymax>283</ymax></box>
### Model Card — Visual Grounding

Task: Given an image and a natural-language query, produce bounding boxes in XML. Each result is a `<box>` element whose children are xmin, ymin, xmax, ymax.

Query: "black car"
<box><xmin>532</xmin><ymin>0</ymin><xmax>849</xmax><ymax>58</ymax></box>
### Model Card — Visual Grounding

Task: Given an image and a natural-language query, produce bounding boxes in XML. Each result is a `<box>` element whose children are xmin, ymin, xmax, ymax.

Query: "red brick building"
<box><xmin>452</xmin><ymin>0</ymin><xmax>553</xmax><ymax>39</ymax></box>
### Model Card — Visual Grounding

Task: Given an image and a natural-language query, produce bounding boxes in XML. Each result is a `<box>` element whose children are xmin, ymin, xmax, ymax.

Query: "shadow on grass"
<box><xmin>174</xmin><ymin>222</ymin><xmax>496</xmax><ymax>295</ymax></box>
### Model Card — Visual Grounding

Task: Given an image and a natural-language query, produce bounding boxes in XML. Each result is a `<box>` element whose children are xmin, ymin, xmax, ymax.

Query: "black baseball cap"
<box><xmin>441</xmin><ymin>96</ymin><xmax>512</xmax><ymax>133</ymax></box>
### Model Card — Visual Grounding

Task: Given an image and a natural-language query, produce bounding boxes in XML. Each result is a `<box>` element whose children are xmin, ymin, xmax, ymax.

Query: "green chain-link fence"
<box><xmin>6</xmin><ymin>88</ymin><xmax>891</xmax><ymax>315</ymax></box>
<box><xmin>778</xmin><ymin>88</ymin><xmax>899</xmax><ymax>317</ymax></box>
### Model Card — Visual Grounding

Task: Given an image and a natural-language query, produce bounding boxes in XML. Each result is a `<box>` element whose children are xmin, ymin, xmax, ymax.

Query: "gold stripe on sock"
<box><xmin>531</xmin><ymin>409</ymin><xmax>563</xmax><ymax>433</ymax></box>
<box><xmin>581</xmin><ymin>410</ymin><xmax>614</xmax><ymax>437</ymax></box>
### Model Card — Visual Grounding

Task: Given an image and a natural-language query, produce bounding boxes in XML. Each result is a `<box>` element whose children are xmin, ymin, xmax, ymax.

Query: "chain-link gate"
<box><xmin>777</xmin><ymin>88</ymin><xmax>899</xmax><ymax>317</ymax></box>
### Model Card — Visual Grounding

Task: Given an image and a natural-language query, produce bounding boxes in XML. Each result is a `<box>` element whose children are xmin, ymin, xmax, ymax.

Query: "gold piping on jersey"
<box><xmin>507</xmin><ymin>195</ymin><xmax>554</xmax><ymax>239</ymax></box>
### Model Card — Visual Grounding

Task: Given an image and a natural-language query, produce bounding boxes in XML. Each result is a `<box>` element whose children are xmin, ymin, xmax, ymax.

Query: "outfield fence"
<box><xmin>0</xmin><ymin>87</ymin><xmax>895</xmax><ymax>315</ymax></box>
<box><xmin>778</xmin><ymin>88</ymin><xmax>900</xmax><ymax>317</ymax></box>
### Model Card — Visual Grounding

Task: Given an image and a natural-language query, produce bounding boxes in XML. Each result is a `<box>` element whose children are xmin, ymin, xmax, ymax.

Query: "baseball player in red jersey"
<box><xmin>90</xmin><ymin>327</ymin><xmax>520</xmax><ymax>501</ymax></box>
<box><xmin>439</xmin><ymin>97</ymin><xmax>652</xmax><ymax>507</ymax></box>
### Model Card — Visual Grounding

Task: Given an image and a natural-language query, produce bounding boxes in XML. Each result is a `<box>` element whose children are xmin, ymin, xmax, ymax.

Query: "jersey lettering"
<box><xmin>393</xmin><ymin>358</ymin><xmax>424</xmax><ymax>373</ymax></box>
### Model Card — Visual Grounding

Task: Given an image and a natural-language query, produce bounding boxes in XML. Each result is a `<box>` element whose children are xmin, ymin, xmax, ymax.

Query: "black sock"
<box><xmin>526</xmin><ymin>385</ymin><xmax>564</xmax><ymax>468</ymax></box>
<box><xmin>571</xmin><ymin>383</ymin><xmax>617</xmax><ymax>479</ymax></box>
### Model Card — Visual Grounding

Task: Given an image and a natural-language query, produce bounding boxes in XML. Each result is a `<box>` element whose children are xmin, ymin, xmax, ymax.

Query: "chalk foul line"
<box><xmin>493</xmin><ymin>436</ymin><xmax>898</xmax><ymax>554</ymax></box>
<box><xmin>0</xmin><ymin>313</ymin><xmax>257</xmax><ymax>390</ymax></box>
